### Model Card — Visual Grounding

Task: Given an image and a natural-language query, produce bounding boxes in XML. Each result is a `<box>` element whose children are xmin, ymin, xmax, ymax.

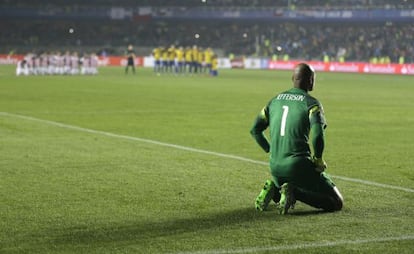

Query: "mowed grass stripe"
<box><xmin>172</xmin><ymin>235</ymin><xmax>414</xmax><ymax>254</ymax></box>
<box><xmin>2</xmin><ymin>111</ymin><xmax>413</xmax><ymax>194</ymax></box>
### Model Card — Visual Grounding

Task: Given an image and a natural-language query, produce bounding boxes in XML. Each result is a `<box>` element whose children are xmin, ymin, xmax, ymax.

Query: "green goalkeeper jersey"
<box><xmin>251</xmin><ymin>87</ymin><xmax>327</xmax><ymax>176</ymax></box>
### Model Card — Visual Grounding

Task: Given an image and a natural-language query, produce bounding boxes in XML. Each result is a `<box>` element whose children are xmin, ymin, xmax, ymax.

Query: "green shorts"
<box><xmin>270</xmin><ymin>157</ymin><xmax>335</xmax><ymax>193</ymax></box>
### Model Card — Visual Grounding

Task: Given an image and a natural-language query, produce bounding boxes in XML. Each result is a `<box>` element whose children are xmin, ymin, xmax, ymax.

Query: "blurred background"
<box><xmin>1</xmin><ymin>0</ymin><xmax>413</xmax><ymax>63</ymax></box>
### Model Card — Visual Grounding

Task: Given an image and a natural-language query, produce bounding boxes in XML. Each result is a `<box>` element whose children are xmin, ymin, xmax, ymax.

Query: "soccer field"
<box><xmin>1</xmin><ymin>65</ymin><xmax>413</xmax><ymax>253</ymax></box>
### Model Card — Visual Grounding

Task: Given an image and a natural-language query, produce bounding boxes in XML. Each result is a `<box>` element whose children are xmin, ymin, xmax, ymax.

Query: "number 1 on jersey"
<box><xmin>280</xmin><ymin>105</ymin><xmax>289</xmax><ymax>136</ymax></box>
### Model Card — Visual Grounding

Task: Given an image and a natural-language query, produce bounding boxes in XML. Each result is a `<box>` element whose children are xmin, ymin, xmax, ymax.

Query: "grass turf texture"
<box><xmin>0</xmin><ymin>66</ymin><xmax>413</xmax><ymax>253</ymax></box>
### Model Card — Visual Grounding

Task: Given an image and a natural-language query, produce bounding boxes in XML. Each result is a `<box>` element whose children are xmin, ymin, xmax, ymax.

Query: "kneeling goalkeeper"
<box><xmin>250</xmin><ymin>63</ymin><xmax>343</xmax><ymax>214</ymax></box>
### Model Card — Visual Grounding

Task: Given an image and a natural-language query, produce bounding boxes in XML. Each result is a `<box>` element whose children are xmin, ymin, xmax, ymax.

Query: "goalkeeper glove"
<box><xmin>312</xmin><ymin>156</ymin><xmax>327</xmax><ymax>173</ymax></box>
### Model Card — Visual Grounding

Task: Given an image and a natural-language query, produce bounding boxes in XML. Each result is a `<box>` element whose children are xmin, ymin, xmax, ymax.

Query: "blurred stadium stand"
<box><xmin>1</xmin><ymin>0</ymin><xmax>413</xmax><ymax>63</ymax></box>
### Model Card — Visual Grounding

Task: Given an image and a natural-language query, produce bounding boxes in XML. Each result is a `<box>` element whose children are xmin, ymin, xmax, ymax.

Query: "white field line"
<box><xmin>1</xmin><ymin>111</ymin><xmax>414</xmax><ymax>194</ymax></box>
<box><xmin>172</xmin><ymin>235</ymin><xmax>414</xmax><ymax>254</ymax></box>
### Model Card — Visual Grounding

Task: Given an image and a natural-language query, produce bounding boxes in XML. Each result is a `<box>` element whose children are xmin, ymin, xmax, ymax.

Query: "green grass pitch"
<box><xmin>0</xmin><ymin>65</ymin><xmax>413</xmax><ymax>253</ymax></box>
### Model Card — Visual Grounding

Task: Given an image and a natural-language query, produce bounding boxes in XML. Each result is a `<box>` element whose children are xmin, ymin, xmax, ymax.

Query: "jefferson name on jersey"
<box><xmin>276</xmin><ymin>93</ymin><xmax>305</xmax><ymax>101</ymax></box>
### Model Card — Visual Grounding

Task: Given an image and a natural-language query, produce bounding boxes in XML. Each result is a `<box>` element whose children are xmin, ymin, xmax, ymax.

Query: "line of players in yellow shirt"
<box><xmin>152</xmin><ymin>45</ymin><xmax>218</xmax><ymax>76</ymax></box>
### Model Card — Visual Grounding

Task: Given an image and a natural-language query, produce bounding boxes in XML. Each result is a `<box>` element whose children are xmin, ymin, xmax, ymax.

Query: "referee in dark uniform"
<box><xmin>125</xmin><ymin>44</ymin><xmax>136</xmax><ymax>74</ymax></box>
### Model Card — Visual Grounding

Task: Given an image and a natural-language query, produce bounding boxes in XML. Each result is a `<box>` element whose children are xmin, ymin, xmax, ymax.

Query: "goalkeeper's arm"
<box><xmin>310</xmin><ymin>105</ymin><xmax>327</xmax><ymax>172</ymax></box>
<box><xmin>250</xmin><ymin>108</ymin><xmax>270</xmax><ymax>153</ymax></box>
<box><xmin>311</xmin><ymin>122</ymin><xmax>325</xmax><ymax>159</ymax></box>
<box><xmin>310</xmin><ymin>123</ymin><xmax>327</xmax><ymax>172</ymax></box>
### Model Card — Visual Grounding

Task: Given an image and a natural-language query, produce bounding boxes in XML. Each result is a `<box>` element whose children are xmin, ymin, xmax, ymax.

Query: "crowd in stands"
<box><xmin>2</xmin><ymin>19</ymin><xmax>412</xmax><ymax>64</ymax></box>
<box><xmin>1</xmin><ymin>0</ymin><xmax>413</xmax><ymax>64</ymax></box>
<box><xmin>2</xmin><ymin>0</ymin><xmax>413</xmax><ymax>9</ymax></box>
